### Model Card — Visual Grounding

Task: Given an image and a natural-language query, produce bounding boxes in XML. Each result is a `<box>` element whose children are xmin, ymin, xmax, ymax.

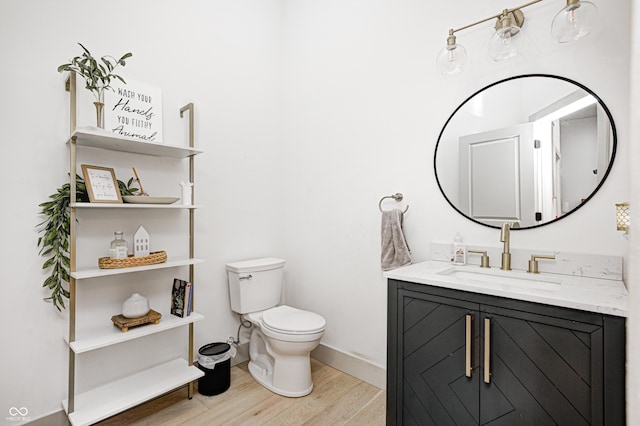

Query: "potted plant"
<box><xmin>57</xmin><ymin>43</ymin><xmax>133</xmax><ymax>128</ymax></box>
<box><xmin>37</xmin><ymin>176</ymin><xmax>139</xmax><ymax>310</ymax></box>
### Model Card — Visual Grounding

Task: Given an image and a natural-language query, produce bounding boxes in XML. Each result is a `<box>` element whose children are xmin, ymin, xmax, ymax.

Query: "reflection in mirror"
<box><xmin>434</xmin><ymin>74</ymin><xmax>616</xmax><ymax>229</ymax></box>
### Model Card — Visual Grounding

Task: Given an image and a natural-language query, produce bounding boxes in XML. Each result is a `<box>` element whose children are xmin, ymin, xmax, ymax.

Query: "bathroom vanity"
<box><xmin>393</xmin><ymin>72</ymin><xmax>627</xmax><ymax>425</ymax></box>
<box><xmin>385</xmin><ymin>261</ymin><xmax>627</xmax><ymax>426</ymax></box>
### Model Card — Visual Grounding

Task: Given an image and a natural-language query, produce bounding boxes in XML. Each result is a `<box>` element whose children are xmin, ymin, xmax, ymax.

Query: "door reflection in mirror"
<box><xmin>435</xmin><ymin>74</ymin><xmax>616</xmax><ymax>230</ymax></box>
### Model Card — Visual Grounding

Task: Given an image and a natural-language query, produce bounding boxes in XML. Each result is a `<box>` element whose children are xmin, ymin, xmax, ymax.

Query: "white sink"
<box><xmin>436</xmin><ymin>266</ymin><xmax>563</xmax><ymax>287</ymax></box>
<box><xmin>383</xmin><ymin>260</ymin><xmax>628</xmax><ymax>317</ymax></box>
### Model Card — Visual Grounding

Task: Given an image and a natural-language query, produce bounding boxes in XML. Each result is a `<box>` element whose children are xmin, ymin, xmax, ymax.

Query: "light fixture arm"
<box><xmin>437</xmin><ymin>0</ymin><xmax>595</xmax><ymax>76</ymax></box>
<box><xmin>449</xmin><ymin>0</ymin><xmax>543</xmax><ymax>36</ymax></box>
<box><xmin>446</xmin><ymin>29</ymin><xmax>456</xmax><ymax>47</ymax></box>
<box><xmin>495</xmin><ymin>9</ymin><xmax>525</xmax><ymax>31</ymax></box>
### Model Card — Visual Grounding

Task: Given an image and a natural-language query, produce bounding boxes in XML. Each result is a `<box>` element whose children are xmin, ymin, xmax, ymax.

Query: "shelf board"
<box><xmin>63</xmin><ymin>358</ymin><xmax>203</xmax><ymax>426</ymax></box>
<box><xmin>71</xmin><ymin>258</ymin><xmax>204</xmax><ymax>279</ymax></box>
<box><xmin>66</xmin><ymin>312</ymin><xmax>203</xmax><ymax>353</ymax></box>
<box><xmin>71</xmin><ymin>202</ymin><xmax>202</xmax><ymax>209</ymax></box>
<box><xmin>68</xmin><ymin>127</ymin><xmax>202</xmax><ymax>158</ymax></box>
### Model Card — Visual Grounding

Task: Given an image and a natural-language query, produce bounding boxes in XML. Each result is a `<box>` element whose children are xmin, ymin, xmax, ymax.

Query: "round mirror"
<box><xmin>434</xmin><ymin>74</ymin><xmax>616</xmax><ymax>230</ymax></box>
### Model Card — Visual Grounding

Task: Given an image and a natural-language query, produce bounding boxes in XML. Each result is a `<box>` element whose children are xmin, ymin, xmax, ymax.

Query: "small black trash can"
<box><xmin>196</xmin><ymin>342</ymin><xmax>231</xmax><ymax>396</ymax></box>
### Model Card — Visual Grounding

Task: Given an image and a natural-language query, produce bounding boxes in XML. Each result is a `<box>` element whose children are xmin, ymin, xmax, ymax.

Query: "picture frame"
<box><xmin>81</xmin><ymin>164</ymin><xmax>123</xmax><ymax>203</ymax></box>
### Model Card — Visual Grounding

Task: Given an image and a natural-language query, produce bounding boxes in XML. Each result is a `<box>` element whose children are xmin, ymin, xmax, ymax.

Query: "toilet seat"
<box><xmin>261</xmin><ymin>305</ymin><xmax>326</xmax><ymax>335</ymax></box>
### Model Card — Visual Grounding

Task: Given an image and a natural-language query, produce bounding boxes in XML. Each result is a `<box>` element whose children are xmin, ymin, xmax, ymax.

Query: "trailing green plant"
<box><xmin>57</xmin><ymin>43</ymin><xmax>133</xmax><ymax>103</ymax></box>
<box><xmin>37</xmin><ymin>175</ymin><xmax>139</xmax><ymax>311</ymax></box>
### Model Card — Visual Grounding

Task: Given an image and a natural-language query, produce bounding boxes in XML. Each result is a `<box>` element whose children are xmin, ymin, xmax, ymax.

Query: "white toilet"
<box><xmin>226</xmin><ymin>257</ymin><xmax>326</xmax><ymax>397</ymax></box>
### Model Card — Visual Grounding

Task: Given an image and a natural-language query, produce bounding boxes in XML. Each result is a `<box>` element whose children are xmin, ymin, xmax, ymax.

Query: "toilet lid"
<box><xmin>262</xmin><ymin>305</ymin><xmax>326</xmax><ymax>334</ymax></box>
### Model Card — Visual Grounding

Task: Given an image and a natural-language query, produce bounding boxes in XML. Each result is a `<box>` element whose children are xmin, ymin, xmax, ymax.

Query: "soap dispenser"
<box><xmin>451</xmin><ymin>233</ymin><xmax>466</xmax><ymax>265</ymax></box>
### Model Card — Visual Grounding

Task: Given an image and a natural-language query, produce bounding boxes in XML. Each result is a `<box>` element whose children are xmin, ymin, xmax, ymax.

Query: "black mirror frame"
<box><xmin>433</xmin><ymin>73</ymin><xmax>617</xmax><ymax>230</ymax></box>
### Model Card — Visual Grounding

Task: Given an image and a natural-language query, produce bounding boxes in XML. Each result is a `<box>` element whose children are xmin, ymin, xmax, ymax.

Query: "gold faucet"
<box><xmin>527</xmin><ymin>254</ymin><xmax>556</xmax><ymax>273</ymax></box>
<box><xmin>500</xmin><ymin>223</ymin><xmax>511</xmax><ymax>270</ymax></box>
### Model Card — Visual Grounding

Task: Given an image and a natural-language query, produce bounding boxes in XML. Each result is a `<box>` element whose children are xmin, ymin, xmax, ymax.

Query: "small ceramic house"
<box><xmin>134</xmin><ymin>225</ymin><xmax>150</xmax><ymax>257</ymax></box>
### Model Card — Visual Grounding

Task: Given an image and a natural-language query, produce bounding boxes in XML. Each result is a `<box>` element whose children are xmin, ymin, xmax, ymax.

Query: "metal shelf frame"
<box><xmin>64</xmin><ymin>72</ymin><xmax>200</xmax><ymax>421</ymax></box>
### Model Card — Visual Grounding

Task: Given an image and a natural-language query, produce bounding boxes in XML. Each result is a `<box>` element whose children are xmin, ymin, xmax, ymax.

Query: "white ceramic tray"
<box><xmin>122</xmin><ymin>196</ymin><xmax>179</xmax><ymax>204</ymax></box>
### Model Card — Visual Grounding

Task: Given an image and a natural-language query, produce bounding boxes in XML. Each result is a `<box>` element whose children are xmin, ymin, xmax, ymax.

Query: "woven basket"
<box><xmin>98</xmin><ymin>251</ymin><xmax>167</xmax><ymax>269</ymax></box>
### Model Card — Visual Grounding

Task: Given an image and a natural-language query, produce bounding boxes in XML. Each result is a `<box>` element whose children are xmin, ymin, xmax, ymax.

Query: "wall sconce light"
<box><xmin>436</xmin><ymin>0</ymin><xmax>599</xmax><ymax>76</ymax></box>
<box><xmin>551</xmin><ymin>0</ymin><xmax>598</xmax><ymax>43</ymax></box>
<box><xmin>616</xmin><ymin>202</ymin><xmax>629</xmax><ymax>233</ymax></box>
<box><xmin>488</xmin><ymin>9</ymin><xmax>525</xmax><ymax>62</ymax></box>
<box><xmin>435</xmin><ymin>30</ymin><xmax>468</xmax><ymax>76</ymax></box>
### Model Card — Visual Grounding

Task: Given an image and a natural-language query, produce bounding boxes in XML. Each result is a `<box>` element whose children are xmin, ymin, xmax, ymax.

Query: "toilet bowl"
<box><xmin>226</xmin><ymin>258</ymin><xmax>326</xmax><ymax>397</ymax></box>
<box><xmin>246</xmin><ymin>305</ymin><xmax>325</xmax><ymax>397</ymax></box>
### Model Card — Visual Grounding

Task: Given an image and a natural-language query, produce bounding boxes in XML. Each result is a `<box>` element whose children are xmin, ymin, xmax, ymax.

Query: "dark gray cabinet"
<box><xmin>387</xmin><ymin>279</ymin><xmax>625</xmax><ymax>426</ymax></box>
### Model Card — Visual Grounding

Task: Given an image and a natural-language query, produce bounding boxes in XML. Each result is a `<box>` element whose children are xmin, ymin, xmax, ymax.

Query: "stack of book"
<box><xmin>171</xmin><ymin>278</ymin><xmax>193</xmax><ymax>317</ymax></box>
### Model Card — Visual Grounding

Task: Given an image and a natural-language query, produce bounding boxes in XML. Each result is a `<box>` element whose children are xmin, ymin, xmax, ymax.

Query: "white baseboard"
<box><xmin>311</xmin><ymin>343</ymin><xmax>386</xmax><ymax>390</ymax></box>
<box><xmin>24</xmin><ymin>408</ymin><xmax>68</xmax><ymax>426</ymax></box>
<box><xmin>230</xmin><ymin>341</ymin><xmax>386</xmax><ymax>390</ymax></box>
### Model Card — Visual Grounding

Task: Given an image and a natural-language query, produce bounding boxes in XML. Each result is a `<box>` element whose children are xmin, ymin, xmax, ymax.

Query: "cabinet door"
<box><xmin>481</xmin><ymin>307</ymin><xmax>602</xmax><ymax>426</ymax></box>
<box><xmin>399</xmin><ymin>290</ymin><xmax>481</xmax><ymax>426</ymax></box>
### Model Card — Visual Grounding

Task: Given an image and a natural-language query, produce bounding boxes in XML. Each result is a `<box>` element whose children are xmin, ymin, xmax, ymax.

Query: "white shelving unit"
<box><xmin>71</xmin><ymin>258</ymin><xmax>204</xmax><ymax>280</ymax></box>
<box><xmin>71</xmin><ymin>202</ymin><xmax>203</xmax><ymax>209</ymax></box>
<box><xmin>66</xmin><ymin>312</ymin><xmax>204</xmax><ymax>353</ymax></box>
<box><xmin>68</xmin><ymin>127</ymin><xmax>202</xmax><ymax>158</ymax></box>
<box><xmin>62</xmin><ymin>73</ymin><xmax>203</xmax><ymax>425</ymax></box>
<box><xmin>62</xmin><ymin>358</ymin><xmax>201</xmax><ymax>426</ymax></box>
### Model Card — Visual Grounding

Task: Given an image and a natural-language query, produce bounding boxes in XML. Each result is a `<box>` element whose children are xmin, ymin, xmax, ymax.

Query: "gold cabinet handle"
<box><xmin>484</xmin><ymin>318</ymin><xmax>491</xmax><ymax>384</ymax></box>
<box><xmin>465</xmin><ymin>314</ymin><xmax>472</xmax><ymax>377</ymax></box>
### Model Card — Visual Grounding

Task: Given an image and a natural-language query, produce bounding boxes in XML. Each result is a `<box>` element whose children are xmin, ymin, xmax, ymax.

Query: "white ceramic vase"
<box><xmin>122</xmin><ymin>292</ymin><xmax>150</xmax><ymax>318</ymax></box>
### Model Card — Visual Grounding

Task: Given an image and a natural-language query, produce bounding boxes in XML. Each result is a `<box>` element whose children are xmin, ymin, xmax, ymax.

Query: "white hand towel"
<box><xmin>381</xmin><ymin>209</ymin><xmax>412</xmax><ymax>271</ymax></box>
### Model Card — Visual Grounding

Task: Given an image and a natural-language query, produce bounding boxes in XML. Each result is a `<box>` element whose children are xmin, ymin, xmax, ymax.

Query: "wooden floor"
<box><xmin>96</xmin><ymin>359</ymin><xmax>386</xmax><ymax>425</ymax></box>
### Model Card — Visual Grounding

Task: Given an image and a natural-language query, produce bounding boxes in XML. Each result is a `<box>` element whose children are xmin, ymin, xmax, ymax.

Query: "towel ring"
<box><xmin>379</xmin><ymin>193</ymin><xmax>409</xmax><ymax>213</ymax></box>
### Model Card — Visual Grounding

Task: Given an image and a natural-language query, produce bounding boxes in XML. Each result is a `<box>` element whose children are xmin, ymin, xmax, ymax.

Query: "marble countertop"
<box><xmin>384</xmin><ymin>260</ymin><xmax>629</xmax><ymax>317</ymax></box>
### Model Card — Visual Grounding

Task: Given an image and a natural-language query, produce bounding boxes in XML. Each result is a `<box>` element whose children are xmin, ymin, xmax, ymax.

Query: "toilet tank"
<box><xmin>226</xmin><ymin>257</ymin><xmax>286</xmax><ymax>314</ymax></box>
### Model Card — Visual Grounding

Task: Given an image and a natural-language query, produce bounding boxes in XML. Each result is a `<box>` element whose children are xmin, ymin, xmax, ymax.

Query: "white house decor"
<box><xmin>134</xmin><ymin>225</ymin><xmax>150</xmax><ymax>257</ymax></box>
<box><xmin>104</xmin><ymin>78</ymin><xmax>163</xmax><ymax>142</ymax></box>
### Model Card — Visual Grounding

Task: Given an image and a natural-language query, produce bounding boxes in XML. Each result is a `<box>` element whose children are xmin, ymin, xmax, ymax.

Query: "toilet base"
<box><xmin>248</xmin><ymin>360</ymin><xmax>313</xmax><ymax>397</ymax></box>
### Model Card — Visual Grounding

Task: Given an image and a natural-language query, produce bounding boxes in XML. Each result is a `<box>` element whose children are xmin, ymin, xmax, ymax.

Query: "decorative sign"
<box><xmin>81</xmin><ymin>164</ymin><xmax>123</xmax><ymax>203</ymax></box>
<box><xmin>104</xmin><ymin>78</ymin><xmax>163</xmax><ymax>143</ymax></box>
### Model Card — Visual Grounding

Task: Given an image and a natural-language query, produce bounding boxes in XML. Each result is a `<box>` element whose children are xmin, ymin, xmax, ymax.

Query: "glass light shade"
<box><xmin>488</xmin><ymin>25</ymin><xmax>522</xmax><ymax>61</ymax></box>
<box><xmin>551</xmin><ymin>0</ymin><xmax>597</xmax><ymax>43</ymax></box>
<box><xmin>436</xmin><ymin>43</ymin><xmax>467</xmax><ymax>76</ymax></box>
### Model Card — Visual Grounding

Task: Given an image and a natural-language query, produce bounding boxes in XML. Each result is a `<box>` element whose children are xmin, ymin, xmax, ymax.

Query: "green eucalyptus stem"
<box><xmin>57</xmin><ymin>43</ymin><xmax>133</xmax><ymax>104</ymax></box>
<box><xmin>37</xmin><ymin>175</ymin><xmax>138</xmax><ymax>311</ymax></box>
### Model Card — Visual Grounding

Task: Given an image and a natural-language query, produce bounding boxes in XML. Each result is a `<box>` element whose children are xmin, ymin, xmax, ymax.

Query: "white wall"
<box><xmin>281</xmin><ymin>0</ymin><xmax>629</xmax><ymax>371</ymax></box>
<box><xmin>0</xmin><ymin>0</ymin><xmax>285</xmax><ymax>422</ymax></box>
<box><xmin>0</xmin><ymin>0</ymin><xmax>633</xmax><ymax>422</ymax></box>
<box><xmin>627</xmin><ymin>0</ymin><xmax>640</xmax><ymax>423</ymax></box>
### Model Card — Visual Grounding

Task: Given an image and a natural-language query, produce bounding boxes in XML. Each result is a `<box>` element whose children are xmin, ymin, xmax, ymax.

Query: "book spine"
<box><xmin>185</xmin><ymin>282</ymin><xmax>192</xmax><ymax>317</ymax></box>
<box><xmin>171</xmin><ymin>278</ymin><xmax>188</xmax><ymax>317</ymax></box>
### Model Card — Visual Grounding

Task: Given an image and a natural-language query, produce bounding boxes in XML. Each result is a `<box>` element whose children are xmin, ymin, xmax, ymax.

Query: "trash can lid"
<box><xmin>199</xmin><ymin>342</ymin><xmax>230</xmax><ymax>356</ymax></box>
